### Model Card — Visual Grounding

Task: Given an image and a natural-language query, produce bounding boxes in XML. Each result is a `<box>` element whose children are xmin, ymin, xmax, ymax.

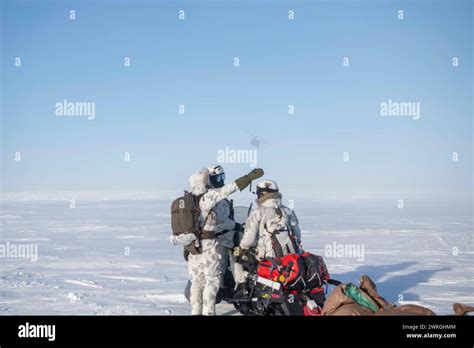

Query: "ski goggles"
<box><xmin>256</xmin><ymin>186</ymin><xmax>278</xmax><ymax>198</ymax></box>
<box><xmin>209</xmin><ymin>173</ymin><xmax>225</xmax><ymax>187</ymax></box>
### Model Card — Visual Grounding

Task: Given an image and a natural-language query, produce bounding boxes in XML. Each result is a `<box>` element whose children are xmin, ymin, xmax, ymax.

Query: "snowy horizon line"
<box><xmin>0</xmin><ymin>189</ymin><xmax>471</xmax><ymax>203</ymax></box>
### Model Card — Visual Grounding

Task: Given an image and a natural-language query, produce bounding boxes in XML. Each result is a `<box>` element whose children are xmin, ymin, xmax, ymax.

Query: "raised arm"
<box><xmin>199</xmin><ymin>182</ymin><xmax>239</xmax><ymax>214</ymax></box>
<box><xmin>200</xmin><ymin>168</ymin><xmax>264</xmax><ymax>214</ymax></box>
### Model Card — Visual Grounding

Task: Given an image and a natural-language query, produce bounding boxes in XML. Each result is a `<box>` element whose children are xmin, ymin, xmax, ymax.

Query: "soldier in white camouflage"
<box><xmin>232</xmin><ymin>179</ymin><xmax>302</xmax><ymax>298</ymax></box>
<box><xmin>206</xmin><ymin>166</ymin><xmax>246</xmax><ymax>295</ymax></box>
<box><xmin>186</xmin><ymin>166</ymin><xmax>263</xmax><ymax>315</ymax></box>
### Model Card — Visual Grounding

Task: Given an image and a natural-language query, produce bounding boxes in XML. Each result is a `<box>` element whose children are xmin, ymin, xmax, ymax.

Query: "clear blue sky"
<box><xmin>1</xmin><ymin>0</ymin><xmax>472</xmax><ymax>195</ymax></box>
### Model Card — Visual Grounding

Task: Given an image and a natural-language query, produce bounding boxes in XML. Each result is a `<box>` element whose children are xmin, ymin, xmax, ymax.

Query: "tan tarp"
<box><xmin>323</xmin><ymin>275</ymin><xmax>437</xmax><ymax>316</ymax></box>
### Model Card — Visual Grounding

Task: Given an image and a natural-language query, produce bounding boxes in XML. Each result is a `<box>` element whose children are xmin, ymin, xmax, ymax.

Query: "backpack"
<box><xmin>170</xmin><ymin>191</ymin><xmax>202</xmax><ymax>236</ymax></box>
<box><xmin>300</xmin><ymin>252</ymin><xmax>330</xmax><ymax>289</ymax></box>
<box><xmin>267</xmin><ymin>207</ymin><xmax>301</xmax><ymax>258</ymax></box>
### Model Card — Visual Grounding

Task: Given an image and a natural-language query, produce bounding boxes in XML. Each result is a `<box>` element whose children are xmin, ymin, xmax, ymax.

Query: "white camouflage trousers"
<box><xmin>187</xmin><ymin>239</ymin><xmax>221</xmax><ymax>315</ymax></box>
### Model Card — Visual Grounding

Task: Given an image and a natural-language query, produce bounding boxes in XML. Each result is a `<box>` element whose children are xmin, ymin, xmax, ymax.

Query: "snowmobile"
<box><xmin>223</xmin><ymin>251</ymin><xmax>341</xmax><ymax>316</ymax></box>
<box><xmin>184</xmin><ymin>206</ymin><xmax>341</xmax><ymax>315</ymax></box>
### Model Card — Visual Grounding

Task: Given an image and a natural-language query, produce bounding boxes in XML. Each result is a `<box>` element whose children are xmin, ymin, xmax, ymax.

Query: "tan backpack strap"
<box><xmin>201</xmin><ymin>211</ymin><xmax>212</xmax><ymax>229</ymax></box>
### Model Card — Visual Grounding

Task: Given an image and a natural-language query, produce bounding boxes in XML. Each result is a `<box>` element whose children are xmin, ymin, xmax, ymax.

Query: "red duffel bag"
<box><xmin>257</xmin><ymin>253</ymin><xmax>306</xmax><ymax>289</ymax></box>
<box><xmin>257</xmin><ymin>252</ymin><xmax>331</xmax><ymax>290</ymax></box>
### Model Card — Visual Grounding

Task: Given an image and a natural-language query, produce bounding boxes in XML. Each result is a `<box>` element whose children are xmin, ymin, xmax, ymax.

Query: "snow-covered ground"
<box><xmin>0</xmin><ymin>190</ymin><xmax>472</xmax><ymax>315</ymax></box>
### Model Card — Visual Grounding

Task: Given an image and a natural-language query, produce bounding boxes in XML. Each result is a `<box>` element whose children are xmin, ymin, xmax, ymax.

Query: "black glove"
<box><xmin>232</xmin><ymin>246</ymin><xmax>245</xmax><ymax>262</ymax></box>
<box><xmin>235</xmin><ymin>168</ymin><xmax>264</xmax><ymax>191</ymax></box>
<box><xmin>233</xmin><ymin>248</ymin><xmax>257</xmax><ymax>273</ymax></box>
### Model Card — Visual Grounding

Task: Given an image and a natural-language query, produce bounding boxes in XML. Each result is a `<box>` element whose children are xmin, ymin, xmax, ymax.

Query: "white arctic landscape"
<box><xmin>0</xmin><ymin>190</ymin><xmax>472</xmax><ymax>315</ymax></box>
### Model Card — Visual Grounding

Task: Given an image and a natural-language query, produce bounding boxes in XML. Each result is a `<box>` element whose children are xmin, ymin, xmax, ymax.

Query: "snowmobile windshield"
<box><xmin>233</xmin><ymin>206</ymin><xmax>250</xmax><ymax>225</ymax></box>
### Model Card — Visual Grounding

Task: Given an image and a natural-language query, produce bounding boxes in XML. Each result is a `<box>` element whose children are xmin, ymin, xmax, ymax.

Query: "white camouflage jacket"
<box><xmin>190</xmin><ymin>170</ymin><xmax>238</xmax><ymax>250</ymax></box>
<box><xmin>240</xmin><ymin>192</ymin><xmax>302</xmax><ymax>259</ymax></box>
